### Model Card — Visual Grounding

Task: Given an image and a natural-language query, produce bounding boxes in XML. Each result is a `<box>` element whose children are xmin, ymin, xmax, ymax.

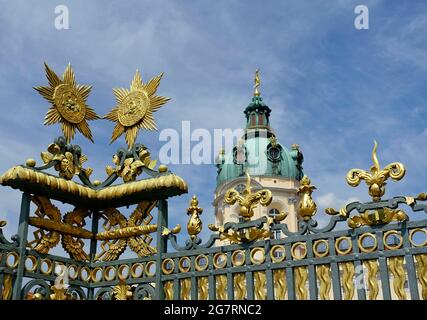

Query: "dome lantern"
<box><xmin>243</xmin><ymin>69</ymin><xmax>273</xmax><ymax>138</ymax></box>
<box><xmin>216</xmin><ymin>70</ymin><xmax>303</xmax><ymax>186</ymax></box>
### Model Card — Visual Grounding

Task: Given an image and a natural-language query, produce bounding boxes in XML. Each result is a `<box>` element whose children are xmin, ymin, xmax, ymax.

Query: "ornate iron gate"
<box><xmin>0</xmin><ymin>64</ymin><xmax>426</xmax><ymax>300</ymax></box>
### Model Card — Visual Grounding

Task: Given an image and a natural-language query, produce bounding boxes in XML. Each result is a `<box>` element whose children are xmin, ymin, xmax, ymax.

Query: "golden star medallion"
<box><xmin>104</xmin><ymin>70</ymin><xmax>170</xmax><ymax>148</ymax></box>
<box><xmin>34</xmin><ymin>63</ymin><xmax>100</xmax><ymax>142</ymax></box>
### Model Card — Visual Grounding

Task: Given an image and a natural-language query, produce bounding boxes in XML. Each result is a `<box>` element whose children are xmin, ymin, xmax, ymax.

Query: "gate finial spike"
<box><xmin>371</xmin><ymin>140</ymin><xmax>380</xmax><ymax>173</ymax></box>
<box><xmin>244</xmin><ymin>171</ymin><xmax>252</xmax><ymax>196</ymax></box>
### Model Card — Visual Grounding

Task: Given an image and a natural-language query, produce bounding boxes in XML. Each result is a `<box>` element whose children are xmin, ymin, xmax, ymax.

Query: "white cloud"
<box><xmin>317</xmin><ymin>192</ymin><xmax>360</xmax><ymax>209</ymax></box>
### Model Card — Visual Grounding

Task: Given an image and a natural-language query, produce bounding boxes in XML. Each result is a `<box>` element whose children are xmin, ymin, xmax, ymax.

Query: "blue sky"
<box><xmin>0</xmin><ymin>0</ymin><xmax>426</xmax><ymax>247</ymax></box>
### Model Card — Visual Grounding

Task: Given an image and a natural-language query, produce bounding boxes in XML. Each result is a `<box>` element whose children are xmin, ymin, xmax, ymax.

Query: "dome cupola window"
<box><xmin>267</xmin><ymin>136</ymin><xmax>282</xmax><ymax>162</ymax></box>
<box><xmin>233</xmin><ymin>142</ymin><xmax>247</xmax><ymax>165</ymax></box>
<box><xmin>250</xmin><ymin>112</ymin><xmax>257</xmax><ymax>126</ymax></box>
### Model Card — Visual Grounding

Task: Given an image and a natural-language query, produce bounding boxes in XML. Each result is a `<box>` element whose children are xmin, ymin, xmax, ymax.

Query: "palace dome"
<box><xmin>216</xmin><ymin>94</ymin><xmax>303</xmax><ymax>186</ymax></box>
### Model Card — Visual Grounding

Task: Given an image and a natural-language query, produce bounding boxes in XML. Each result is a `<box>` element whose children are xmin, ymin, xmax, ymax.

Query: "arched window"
<box><xmin>251</xmin><ymin>112</ymin><xmax>256</xmax><ymax>126</ymax></box>
<box><xmin>268</xmin><ymin>208</ymin><xmax>280</xmax><ymax>217</ymax></box>
<box><xmin>269</xmin><ymin>208</ymin><xmax>282</xmax><ymax>239</ymax></box>
<box><xmin>258</xmin><ymin>113</ymin><xmax>265</xmax><ymax>126</ymax></box>
<box><xmin>233</xmin><ymin>146</ymin><xmax>246</xmax><ymax>164</ymax></box>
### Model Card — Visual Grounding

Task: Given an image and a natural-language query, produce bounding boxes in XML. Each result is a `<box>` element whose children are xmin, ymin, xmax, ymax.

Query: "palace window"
<box><xmin>271</xmin><ymin>230</ymin><xmax>281</xmax><ymax>240</ymax></box>
<box><xmin>251</xmin><ymin>112</ymin><xmax>256</xmax><ymax>126</ymax></box>
<box><xmin>269</xmin><ymin>208</ymin><xmax>282</xmax><ymax>240</ymax></box>
<box><xmin>269</xmin><ymin>208</ymin><xmax>280</xmax><ymax>217</ymax></box>
<box><xmin>258</xmin><ymin>113</ymin><xmax>265</xmax><ymax>126</ymax></box>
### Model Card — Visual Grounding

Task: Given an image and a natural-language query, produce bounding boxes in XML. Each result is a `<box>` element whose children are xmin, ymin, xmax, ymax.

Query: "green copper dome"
<box><xmin>216</xmin><ymin>94</ymin><xmax>303</xmax><ymax>186</ymax></box>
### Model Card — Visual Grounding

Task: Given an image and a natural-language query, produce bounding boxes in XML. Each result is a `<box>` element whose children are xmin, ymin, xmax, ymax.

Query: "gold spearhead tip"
<box><xmin>191</xmin><ymin>195</ymin><xmax>198</xmax><ymax>206</ymax></box>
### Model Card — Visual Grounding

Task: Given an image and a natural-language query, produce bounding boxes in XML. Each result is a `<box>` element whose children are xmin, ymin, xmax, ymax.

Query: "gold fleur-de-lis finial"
<box><xmin>346</xmin><ymin>140</ymin><xmax>406</xmax><ymax>201</ymax></box>
<box><xmin>186</xmin><ymin>195</ymin><xmax>203</xmax><ymax>239</ymax></box>
<box><xmin>254</xmin><ymin>69</ymin><xmax>260</xmax><ymax>97</ymax></box>
<box><xmin>224</xmin><ymin>171</ymin><xmax>272</xmax><ymax>221</ymax></box>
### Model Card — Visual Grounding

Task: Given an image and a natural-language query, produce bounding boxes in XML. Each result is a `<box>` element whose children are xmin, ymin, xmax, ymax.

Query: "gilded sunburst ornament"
<box><xmin>104</xmin><ymin>70</ymin><xmax>170</xmax><ymax>148</ymax></box>
<box><xmin>34</xmin><ymin>63</ymin><xmax>100</xmax><ymax>143</ymax></box>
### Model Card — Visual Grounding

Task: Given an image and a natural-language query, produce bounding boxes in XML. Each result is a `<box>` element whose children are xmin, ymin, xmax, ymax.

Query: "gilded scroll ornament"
<box><xmin>326</xmin><ymin>204</ymin><xmax>407</xmax><ymax>229</ymax></box>
<box><xmin>209</xmin><ymin>209</ymin><xmax>285</xmax><ymax>244</ymax></box>
<box><xmin>127</xmin><ymin>201</ymin><xmax>157</xmax><ymax>257</ymax></box>
<box><xmin>26</xmin><ymin>292</ymin><xmax>43</xmax><ymax>300</ymax></box>
<box><xmin>325</xmin><ymin>142</ymin><xmax>408</xmax><ymax>228</ymax></box>
<box><xmin>208</xmin><ymin>223</ymin><xmax>271</xmax><ymax>244</ymax></box>
<box><xmin>96</xmin><ymin>202</ymin><xmax>157</xmax><ymax>261</ymax></box>
<box><xmin>61</xmin><ymin>207</ymin><xmax>90</xmax><ymax>261</ymax></box>
<box><xmin>347</xmin><ymin>141</ymin><xmax>405</xmax><ymax>201</ymax></box>
<box><xmin>50</xmin><ymin>285</ymin><xmax>73</xmax><ymax>300</ymax></box>
<box><xmin>34</xmin><ymin>63</ymin><xmax>100</xmax><ymax>143</ymax></box>
<box><xmin>27</xmin><ymin>200</ymin><xmax>158</xmax><ymax>262</ymax></box>
<box><xmin>186</xmin><ymin>195</ymin><xmax>203</xmax><ymax>240</ymax></box>
<box><xmin>224</xmin><ymin>172</ymin><xmax>272</xmax><ymax>221</ymax></box>
<box><xmin>104</xmin><ymin>70</ymin><xmax>170</xmax><ymax>148</ymax></box>
<box><xmin>97</xmin><ymin>208</ymin><xmax>129</xmax><ymax>261</ymax></box>
<box><xmin>297</xmin><ymin>175</ymin><xmax>317</xmax><ymax>221</ymax></box>
<box><xmin>27</xmin><ymin>196</ymin><xmax>61</xmax><ymax>254</ymax></box>
<box><xmin>348</xmin><ymin>208</ymin><xmax>407</xmax><ymax>229</ymax></box>
<box><xmin>213</xmin><ymin>172</ymin><xmax>273</xmax><ymax>243</ymax></box>
<box><xmin>28</xmin><ymin>201</ymin><xmax>93</xmax><ymax>258</ymax></box>
<box><xmin>161</xmin><ymin>225</ymin><xmax>181</xmax><ymax>237</ymax></box>
<box><xmin>112</xmin><ymin>280</ymin><xmax>133</xmax><ymax>300</ymax></box>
